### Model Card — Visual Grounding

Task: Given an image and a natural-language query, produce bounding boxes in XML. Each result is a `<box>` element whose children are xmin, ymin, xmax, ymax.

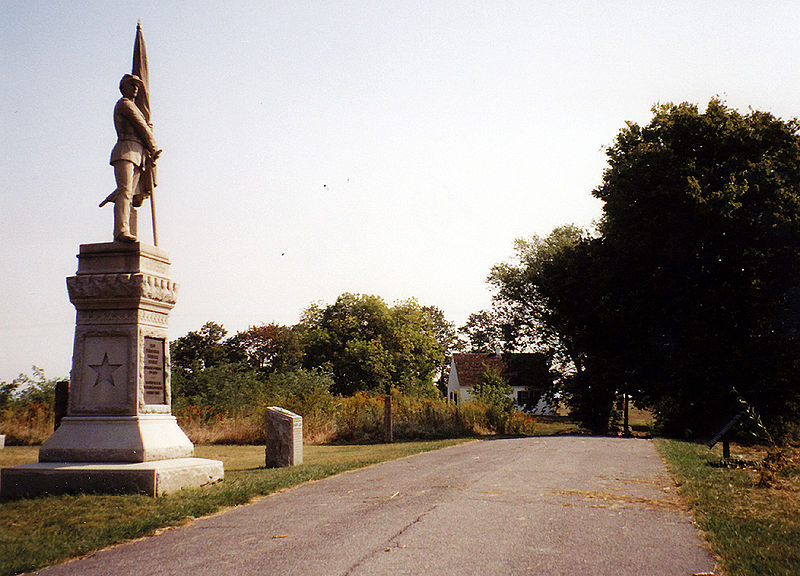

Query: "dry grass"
<box><xmin>0</xmin><ymin>446</ymin><xmax>38</xmax><ymax>467</ymax></box>
<box><xmin>627</xmin><ymin>405</ymin><xmax>655</xmax><ymax>428</ymax></box>
<box><xmin>179</xmin><ymin>413</ymin><xmax>265</xmax><ymax>445</ymax></box>
<box><xmin>553</xmin><ymin>489</ymin><xmax>680</xmax><ymax>510</ymax></box>
<box><xmin>0</xmin><ymin>407</ymin><xmax>53</xmax><ymax>445</ymax></box>
<box><xmin>176</xmin><ymin>396</ymin><xmax>542</xmax><ymax>445</ymax></box>
<box><xmin>529</xmin><ymin>415</ymin><xmax>584</xmax><ymax>436</ymax></box>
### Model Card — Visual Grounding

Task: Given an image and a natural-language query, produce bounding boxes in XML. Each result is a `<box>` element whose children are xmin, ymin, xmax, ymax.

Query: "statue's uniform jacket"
<box><xmin>110</xmin><ymin>97</ymin><xmax>157</xmax><ymax>167</ymax></box>
<box><xmin>108</xmin><ymin>96</ymin><xmax>158</xmax><ymax>240</ymax></box>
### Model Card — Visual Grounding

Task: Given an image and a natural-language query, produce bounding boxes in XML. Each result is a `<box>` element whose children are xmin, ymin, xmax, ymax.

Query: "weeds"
<box><xmin>173</xmin><ymin>391</ymin><xmax>538</xmax><ymax>445</ymax></box>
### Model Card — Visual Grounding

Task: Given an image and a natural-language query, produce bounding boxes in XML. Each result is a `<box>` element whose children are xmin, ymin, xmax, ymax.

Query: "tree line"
<box><xmin>168</xmin><ymin>295</ymin><xmax>539</xmax><ymax>442</ymax></box>
<box><xmin>170</xmin><ymin>294</ymin><xmax>460</xmax><ymax>413</ymax></box>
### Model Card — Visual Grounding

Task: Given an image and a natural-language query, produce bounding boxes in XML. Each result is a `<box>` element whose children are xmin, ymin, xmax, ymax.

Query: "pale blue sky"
<box><xmin>2</xmin><ymin>1</ymin><xmax>799</xmax><ymax>381</ymax></box>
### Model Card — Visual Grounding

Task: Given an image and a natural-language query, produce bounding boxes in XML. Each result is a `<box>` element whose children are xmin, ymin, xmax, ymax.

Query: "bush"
<box><xmin>172</xmin><ymin>361</ymin><xmax>263</xmax><ymax>414</ymax></box>
<box><xmin>502</xmin><ymin>410</ymin><xmax>537</xmax><ymax>435</ymax></box>
<box><xmin>391</xmin><ymin>392</ymin><xmax>470</xmax><ymax>439</ymax></box>
<box><xmin>0</xmin><ymin>368</ymin><xmax>58</xmax><ymax>445</ymax></box>
<box><xmin>263</xmin><ymin>369</ymin><xmax>338</xmax><ymax>442</ymax></box>
<box><xmin>334</xmin><ymin>392</ymin><xmax>385</xmax><ymax>442</ymax></box>
<box><xmin>171</xmin><ymin>358</ymin><xmax>546</xmax><ymax>444</ymax></box>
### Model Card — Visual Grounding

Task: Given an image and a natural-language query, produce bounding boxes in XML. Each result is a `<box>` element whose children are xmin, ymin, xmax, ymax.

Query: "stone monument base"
<box><xmin>0</xmin><ymin>457</ymin><xmax>223</xmax><ymax>498</ymax></box>
<box><xmin>40</xmin><ymin>415</ymin><xmax>193</xmax><ymax>463</ymax></box>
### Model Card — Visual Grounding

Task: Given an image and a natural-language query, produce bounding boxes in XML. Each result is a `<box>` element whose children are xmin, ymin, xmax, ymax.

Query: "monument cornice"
<box><xmin>67</xmin><ymin>272</ymin><xmax>178</xmax><ymax>307</ymax></box>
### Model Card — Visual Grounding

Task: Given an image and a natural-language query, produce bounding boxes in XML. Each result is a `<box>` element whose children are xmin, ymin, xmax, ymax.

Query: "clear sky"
<box><xmin>2</xmin><ymin>1</ymin><xmax>799</xmax><ymax>382</ymax></box>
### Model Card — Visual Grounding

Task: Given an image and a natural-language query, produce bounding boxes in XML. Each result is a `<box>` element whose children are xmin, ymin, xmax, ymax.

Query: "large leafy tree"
<box><xmin>593</xmin><ymin>100</ymin><xmax>800</xmax><ymax>435</ymax></box>
<box><xmin>421</xmin><ymin>305</ymin><xmax>462</xmax><ymax>393</ymax></box>
<box><xmin>459</xmin><ymin>309</ymin><xmax>508</xmax><ymax>353</ymax></box>
<box><xmin>170</xmin><ymin>321</ymin><xmax>233</xmax><ymax>376</ymax></box>
<box><xmin>297</xmin><ymin>293</ymin><xmax>446</xmax><ymax>397</ymax></box>
<box><xmin>226</xmin><ymin>323</ymin><xmax>303</xmax><ymax>374</ymax></box>
<box><xmin>488</xmin><ymin>224</ymin><xmax>588</xmax><ymax>356</ymax></box>
<box><xmin>486</xmin><ymin>100</ymin><xmax>800</xmax><ymax>436</ymax></box>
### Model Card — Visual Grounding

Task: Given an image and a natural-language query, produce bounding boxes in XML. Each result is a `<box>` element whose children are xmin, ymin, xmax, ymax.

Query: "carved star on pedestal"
<box><xmin>89</xmin><ymin>352</ymin><xmax>122</xmax><ymax>387</ymax></box>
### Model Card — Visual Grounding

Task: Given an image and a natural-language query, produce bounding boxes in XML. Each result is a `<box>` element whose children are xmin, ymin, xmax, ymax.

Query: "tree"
<box><xmin>226</xmin><ymin>323</ymin><xmax>303</xmax><ymax>374</ymax></box>
<box><xmin>169</xmin><ymin>321</ymin><xmax>260</xmax><ymax>410</ymax></box>
<box><xmin>297</xmin><ymin>293</ymin><xmax>446</xmax><ymax>397</ymax></box>
<box><xmin>0</xmin><ymin>366</ymin><xmax>58</xmax><ymax>409</ymax></box>
<box><xmin>592</xmin><ymin>100</ymin><xmax>800</xmax><ymax>436</ymax></box>
<box><xmin>485</xmin><ymin>100</ymin><xmax>800</xmax><ymax>437</ymax></box>
<box><xmin>421</xmin><ymin>305</ymin><xmax>462</xmax><ymax>393</ymax></box>
<box><xmin>0</xmin><ymin>378</ymin><xmax>19</xmax><ymax>409</ymax></box>
<box><xmin>170</xmin><ymin>321</ymin><xmax>233</xmax><ymax>376</ymax></box>
<box><xmin>459</xmin><ymin>310</ymin><xmax>506</xmax><ymax>352</ymax></box>
<box><xmin>486</xmin><ymin>225</ymin><xmax>618</xmax><ymax>432</ymax></box>
<box><xmin>487</xmin><ymin>100</ymin><xmax>800</xmax><ymax>435</ymax></box>
<box><xmin>488</xmin><ymin>224</ymin><xmax>589</xmax><ymax>355</ymax></box>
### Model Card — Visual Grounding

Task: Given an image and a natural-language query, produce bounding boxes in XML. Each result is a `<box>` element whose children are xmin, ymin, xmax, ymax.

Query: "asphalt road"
<box><xmin>34</xmin><ymin>437</ymin><xmax>718</xmax><ymax>576</ymax></box>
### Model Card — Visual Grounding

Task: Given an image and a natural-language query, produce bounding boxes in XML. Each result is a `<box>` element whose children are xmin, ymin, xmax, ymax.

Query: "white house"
<box><xmin>446</xmin><ymin>351</ymin><xmax>554</xmax><ymax>415</ymax></box>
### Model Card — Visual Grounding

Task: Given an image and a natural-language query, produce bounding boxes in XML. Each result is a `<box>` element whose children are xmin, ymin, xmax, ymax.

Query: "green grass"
<box><xmin>0</xmin><ymin>439</ymin><xmax>468</xmax><ymax>576</ymax></box>
<box><xmin>655</xmin><ymin>438</ymin><xmax>800</xmax><ymax>576</ymax></box>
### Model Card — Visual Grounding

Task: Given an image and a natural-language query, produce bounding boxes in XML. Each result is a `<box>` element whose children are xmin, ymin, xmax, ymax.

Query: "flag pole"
<box><xmin>132</xmin><ymin>21</ymin><xmax>159</xmax><ymax>246</ymax></box>
<box><xmin>150</xmin><ymin>186</ymin><xmax>158</xmax><ymax>245</ymax></box>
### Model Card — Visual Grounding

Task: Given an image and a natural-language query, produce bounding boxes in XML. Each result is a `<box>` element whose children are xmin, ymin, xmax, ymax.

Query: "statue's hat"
<box><xmin>119</xmin><ymin>74</ymin><xmax>144</xmax><ymax>91</ymax></box>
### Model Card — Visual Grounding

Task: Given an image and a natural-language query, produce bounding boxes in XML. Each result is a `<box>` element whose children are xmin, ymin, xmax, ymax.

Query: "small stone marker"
<box><xmin>265</xmin><ymin>407</ymin><xmax>302</xmax><ymax>467</ymax></box>
<box><xmin>54</xmin><ymin>380</ymin><xmax>69</xmax><ymax>430</ymax></box>
<box><xmin>0</xmin><ymin>435</ymin><xmax>5</xmax><ymax>450</ymax></box>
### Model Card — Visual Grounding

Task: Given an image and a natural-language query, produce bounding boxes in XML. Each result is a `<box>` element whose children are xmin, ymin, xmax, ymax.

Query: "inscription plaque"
<box><xmin>143</xmin><ymin>337</ymin><xmax>166</xmax><ymax>404</ymax></box>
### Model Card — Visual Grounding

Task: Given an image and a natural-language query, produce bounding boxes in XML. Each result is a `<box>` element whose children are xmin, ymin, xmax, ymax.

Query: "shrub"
<box><xmin>262</xmin><ymin>368</ymin><xmax>338</xmax><ymax>442</ymax></box>
<box><xmin>172</xmin><ymin>361</ymin><xmax>263</xmax><ymax>413</ymax></box>
<box><xmin>334</xmin><ymin>392</ymin><xmax>385</xmax><ymax>442</ymax></box>
<box><xmin>471</xmin><ymin>366</ymin><xmax>514</xmax><ymax>412</ymax></box>
<box><xmin>0</xmin><ymin>368</ymin><xmax>58</xmax><ymax>445</ymax></box>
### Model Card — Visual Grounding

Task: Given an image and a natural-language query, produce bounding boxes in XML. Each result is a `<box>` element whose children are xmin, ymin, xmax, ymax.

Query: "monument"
<box><xmin>0</xmin><ymin>24</ymin><xmax>223</xmax><ymax>498</ymax></box>
<box><xmin>265</xmin><ymin>407</ymin><xmax>303</xmax><ymax>467</ymax></box>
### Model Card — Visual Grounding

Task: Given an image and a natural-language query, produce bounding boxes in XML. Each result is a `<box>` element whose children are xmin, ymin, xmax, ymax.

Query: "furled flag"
<box><xmin>131</xmin><ymin>21</ymin><xmax>158</xmax><ymax>244</ymax></box>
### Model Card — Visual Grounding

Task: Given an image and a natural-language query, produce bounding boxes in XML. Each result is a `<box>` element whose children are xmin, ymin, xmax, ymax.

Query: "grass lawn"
<box><xmin>655</xmin><ymin>438</ymin><xmax>800</xmax><ymax>576</ymax></box>
<box><xmin>0</xmin><ymin>439</ymin><xmax>468</xmax><ymax>576</ymax></box>
<box><xmin>529</xmin><ymin>415</ymin><xmax>585</xmax><ymax>436</ymax></box>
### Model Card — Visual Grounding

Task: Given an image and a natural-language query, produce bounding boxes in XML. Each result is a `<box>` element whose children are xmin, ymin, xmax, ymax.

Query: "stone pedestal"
<box><xmin>0</xmin><ymin>242</ymin><xmax>223</xmax><ymax>498</ymax></box>
<box><xmin>1</xmin><ymin>458</ymin><xmax>224</xmax><ymax>498</ymax></box>
<box><xmin>265</xmin><ymin>407</ymin><xmax>302</xmax><ymax>467</ymax></box>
